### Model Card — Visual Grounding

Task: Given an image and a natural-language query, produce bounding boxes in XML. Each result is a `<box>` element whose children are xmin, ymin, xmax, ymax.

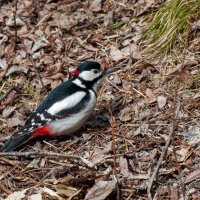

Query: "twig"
<box><xmin>13</xmin><ymin>0</ymin><xmax>18</xmax><ymax>47</ymax></box>
<box><xmin>108</xmin><ymin>104</ymin><xmax>117</xmax><ymax>175</ymax></box>
<box><xmin>73</xmin><ymin>18</ymin><xmax>103</xmax><ymax>31</ymax></box>
<box><xmin>106</xmin><ymin>77</ymin><xmax>131</xmax><ymax>94</ymax></box>
<box><xmin>108</xmin><ymin>104</ymin><xmax>120</xmax><ymax>200</ymax></box>
<box><xmin>0</xmin><ymin>151</ymin><xmax>94</xmax><ymax>168</ymax></box>
<box><xmin>132</xmin><ymin>87</ymin><xmax>146</xmax><ymax>98</ymax></box>
<box><xmin>27</xmin><ymin>168</ymin><xmax>54</xmax><ymax>196</ymax></box>
<box><xmin>0</xmin><ymin>183</ymin><xmax>12</xmax><ymax>195</ymax></box>
<box><xmin>170</xmin><ymin>78</ymin><xmax>185</xmax><ymax>199</ymax></box>
<box><xmin>147</xmin><ymin>103</ymin><xmax>180</xmax><ymax>200</ymax></box>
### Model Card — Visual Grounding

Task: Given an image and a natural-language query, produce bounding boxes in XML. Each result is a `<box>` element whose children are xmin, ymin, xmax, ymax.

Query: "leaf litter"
<box><xmin>0</xmin><ymin>0</ymin><xmax>199</xmax><ymax>199</ymax></box>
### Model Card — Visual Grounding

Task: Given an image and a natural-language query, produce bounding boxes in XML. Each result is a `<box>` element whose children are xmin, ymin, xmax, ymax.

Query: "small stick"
<box><xmin>108</xmin><ymin>104</ymin><xmax>117</xmax><ymax>175</ymax></box>
<box><xmin>0</xmin><ymin>151</ymin><xmax>94</xmax><ymax>168</ymax></box>
<box><xmin>0</xmin><ymin>183</ymin><xmax>12</xmax><ymax>195</ymax></box>
<box><xmin>13</xmin><ymin>0</ymin><xmax>18</xmax><ymax>47</ymax></box>
<box><xmin>147</xmin><ymin>103</ymin><xmax>180</xmax><ymax>200</ymax></box>
<box><xmin>108</xmin><ymin>104</ymin><xmax>120</xmax><ymax>199</ymax></box>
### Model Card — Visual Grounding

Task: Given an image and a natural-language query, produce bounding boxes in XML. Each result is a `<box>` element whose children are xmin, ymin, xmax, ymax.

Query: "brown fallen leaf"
<box><xmin>76</xmin><ymin>37</ymin><xmax>98</xmax><ymax>52</ymax></box>
<box><xmin>2</xmin><ymin>90</ymin><xmax>17</xmax><ymax>106</ymax></box>
<box><xmin>121</xmin><ymin>43</ymin><xmax>142</xmax><ymax>60</ymax></box>
<box><xmin>119</xmin><ymin>156</ymin><xmax>131</xmax><ymax>177</ymax></box>
<box><xmin>104</xmin><ymin>11</ymin><xmax>114</xmax><ymax>26</ymax></box>
<box><xmin>119</xmin><ymin>107</ymin><xmax>132</xmax><ymax>122</ymax></box>
<box><xmin>145</xmin><ymin>88</ymin><xmax>156</xmax><ymax>104</ymax></box>
<box><xmin>157</xmin><ymin>95</ymin><xmax>167</xmax><ymax>109</ymax></box>
<box><xmin>84</xmin><ymin>179</ymin><xmax>117</xmax><ymax>200</ymax></box>
<box><xmin>28</xmin><ymin>193</ymin><xmax>42</xmax><ymax>200</ymax></box>
<box><xmin>0</xmin><ymin>57</ymin><xmax>8</xmax><ymax>70</ymax></box>
<box><xmin>5</xmin><ymin>189</ymin><xmax>27</xmax><ymax>200</ymax></box>
<box><xmin>110</xmin><ymin>46</ymin><xmax>123</xmax><ymax>62</ymax></box>
<box><xmin>90</xmin><ymin>0</ymin><xmax>102</xmax><ymax>12</ymax></box>
<box><xmin>2</xmin><ymin>106</ymin><xmax>16</xmax><ymax>118</ymax></box>
<box><xmin>44</xmin><ymin>73</ymin><xmax>64</xmax><ymax>80</ymax></box>
<box><xmin>6</xmin><ymin>65</ymin><xmax>28</xmax><ymax>76</ymax></box>
<box><xmin>6</xmin><ymin>17</ymin><xmax>25</xmax><ymax>27</ymax></box>
<box><xmin>31</xmin><ymin>32</ymin><xmax>49</xmax><ymax>53</ymax></box>
<box><xmin>7</xmin><ymin>117</ymin><xmax>24</xmax><ymax>127</ymax></box>
<box><xmin>44</xmin><ymin>62</ymin><xmax>61</xmax><ymax>77</ymax></box>
<box><xmin>185</xmin><ymin>169</ymin><xmax>200</xmax><ymax>184</ymax></box>
<box><xmin>91</xmin><ymin>142</ymin><xmax>112</xmax><ymax>165</ymax></box>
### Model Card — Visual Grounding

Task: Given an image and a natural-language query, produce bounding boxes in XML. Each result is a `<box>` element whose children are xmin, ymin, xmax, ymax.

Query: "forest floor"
<box><xmin>0</xmin><ymin>0</ymin><xmax>200</xmax><ymax>199</ymax></box>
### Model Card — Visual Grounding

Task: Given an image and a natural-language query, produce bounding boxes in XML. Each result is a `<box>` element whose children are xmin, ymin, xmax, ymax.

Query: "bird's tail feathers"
<box><xmin>1</xmin><ymin>125</ymin><xmax>52</xmax><ymax>152</ymax></box>
<box><xmin>0</xmin><ymin>130</ymin><xmax>33</xmax><ymax>152</ymax></box>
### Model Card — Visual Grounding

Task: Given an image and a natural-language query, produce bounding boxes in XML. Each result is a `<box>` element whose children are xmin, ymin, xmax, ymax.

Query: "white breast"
<box><xmin>50</xmin><ymin>90</ymin><xmax>96</xmax><ymax>135</ymax></box>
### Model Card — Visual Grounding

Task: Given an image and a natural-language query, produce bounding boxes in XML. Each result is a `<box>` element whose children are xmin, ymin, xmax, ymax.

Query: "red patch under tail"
<box><xmin>31</xmin><ymin>126</ymin><xmax>52</xmax><ymax>139</ymax></box>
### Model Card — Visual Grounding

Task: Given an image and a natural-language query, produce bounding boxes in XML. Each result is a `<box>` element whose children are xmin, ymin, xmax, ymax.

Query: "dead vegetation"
<box><xmin>0</xmin><ymin>0</ymin><xmax>200</xmax><ymax>199</ymax></box>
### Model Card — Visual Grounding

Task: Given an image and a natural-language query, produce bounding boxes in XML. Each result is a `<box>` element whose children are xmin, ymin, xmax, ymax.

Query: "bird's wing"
<box><xmin>25</xmin><ymin>80</ymin><xmax>88</xmax><ymax>125</ymax></box>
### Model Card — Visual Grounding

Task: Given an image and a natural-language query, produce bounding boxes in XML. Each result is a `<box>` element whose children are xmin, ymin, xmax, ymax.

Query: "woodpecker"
<box><xmin>1</xmin><ymin>61</ymin><xmax>119</xmax><ymax>152</ymax></box>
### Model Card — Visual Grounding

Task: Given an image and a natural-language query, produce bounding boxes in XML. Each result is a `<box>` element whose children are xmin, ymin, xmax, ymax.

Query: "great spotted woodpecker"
<box><xmin>1</xmin><ymin>61</ymin><xmax>119</xmax><ymax>152</ymax></box>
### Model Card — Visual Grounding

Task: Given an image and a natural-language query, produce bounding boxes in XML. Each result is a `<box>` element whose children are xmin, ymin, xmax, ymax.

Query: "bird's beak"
<box><xmin>104</xmin><ymin>67</ymin><xmax>120</xmax><ymax>75</ymax></box>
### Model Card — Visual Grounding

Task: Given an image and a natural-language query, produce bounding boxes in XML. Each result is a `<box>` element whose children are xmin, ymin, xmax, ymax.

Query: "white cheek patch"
<box><xmin>79</xmin><ymin>71</ymin><xmax>101</xmax><ymax>81</ymax></box>
<box><xmin>47</xmin><ymin>91</ymin><xmax>86</xmax><ymax>115</ymax></box>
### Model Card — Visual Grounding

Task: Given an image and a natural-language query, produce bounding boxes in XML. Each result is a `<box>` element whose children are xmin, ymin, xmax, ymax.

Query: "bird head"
<box><xmin>73</xmin><ymin>61</ymin><xmax>120</xmax><ymax>82</ymax></box>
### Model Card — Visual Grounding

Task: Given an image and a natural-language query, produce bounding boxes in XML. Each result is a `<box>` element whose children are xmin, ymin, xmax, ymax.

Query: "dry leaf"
<box><xmin>185</xmin><ymin>169</ymin><xmax>200</xmax><ymax>184</ymax></box>
<box><xmin>176</xmin><ymin>146</ymin><xmax>190</xmax><ymax>162</ymax></box>
<box><xmin>26</xmin><ymin>158</ymin><xmax>40</xmax><ymax>169</ymax></box>
<box><xmin>0</xmin><ymin>57</ymin><xmax>7</xmax><ymax>69</ymax></box>
<box><xmin>2</xmin><ymin>106</ymin><xmax>16</xmax><ymax>118</ymax></box>
<box><xmin>121</xmin><ymin>43</ymin><xmax>142</xmax><ymax>60</ymax></box>
<box><xmin>110</xmin><ymin>46</ymin><xmax>123</xmax><ymax>62</ymax></box>
<box><xmin>91</xmin><ymin>142</ymin><xmax>112</xmax><ymax>165</ymax></box>
<box><xmin>84</xmin><ymin>179</ymin><xmax>117</xmax><ymax>200</ymax></box>
<box><xmin>31</xmin><ymin>36</ymin><xmax>49</xmax><ymax>53</ymax></box>
<box><xmin>104</xmin><ymin>11</ymin><xmax>114</xmax><ymax>26</ymax></box>
<box><xmin>6</xmin><ymin>65</ymin><xmax>28</xmax><ymax>76</ymax></box>
<box><xmin>119</xmin><ymin>156</ymin><xmax>130</xmax><ymax>177</ymax></box>
<box><xmin>44</xmin><ymin>62</ymin><xmax>61</xmax><ymax>77</ymax></box>
<box><xmin>2</xmin><ymin>90</ymin><xmax>17</xmax><ymax>106</ymax></box>
<box><xmin>184</xmin><ymin>126</ymin><xmax>200</xmax><ymax>146</ymax></box>
<box><xmin>42</xmin><ymin>187</ymin><xmax>62</xmax><ymax>200</ymax></box>
<box><xmin>53</xmin><ymin>174</ymin><xmax>74</xmax><ymax>185</ymax></box>
<box><xmin>157</xmin><ymin>95</ymin><xmax>167</xmax><ymax>109</ymax></box>
<box><xmin>90</xmin><ymin>0</ymin><xmax>102</xmax><ymax>12</ymax></box>
<box><xmin>119</xmin><ymin>107</ymin><xmax>132</xmax><ymax>122</ymax></box>
<box><xmin>5</xmin><ymin>189</ymin><xmax>27</xmax><ymax>200</ymax></box>
<box><xmin>6</xmin><ymin>17</ymin><xmax>25</xmax><ymax>27</ymax></box>
<box><xmin>145</xmin><ymin>88</ymin><xmax>156</xmax><ymax>104</ymax></box>
<box><xmin>7</xmin><ymin>117</ymin><xmax>24</xmax><ymax>127</ymax></box>
<box><xmin>28</xmin><ymin>193</ymin><xmax>42</xmax><ymax>200</ymax></box>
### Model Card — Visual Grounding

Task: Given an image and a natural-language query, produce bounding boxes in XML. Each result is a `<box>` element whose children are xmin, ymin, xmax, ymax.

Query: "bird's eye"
<box><xmin>93</xmin><ymin>69</ymin><xmax>99</xmax><ymax>74</ymax></box>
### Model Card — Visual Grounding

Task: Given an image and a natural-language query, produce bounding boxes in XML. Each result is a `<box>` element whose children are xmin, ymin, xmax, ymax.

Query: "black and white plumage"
<box><xmin>1</xmin><ymin>61</ymin><xmax>119</xmax><ymax>152</ymax></box>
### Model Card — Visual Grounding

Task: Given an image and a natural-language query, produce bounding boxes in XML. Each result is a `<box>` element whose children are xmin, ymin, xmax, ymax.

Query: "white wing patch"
<box><xmin>47</xmin><ymin>91</ymin><xmax>86</xmax><ymax>115</ymax></box>
<box><xmin>50</xmin><ymin>90</ymin><xmax>96</xmax><ymax>134</ymax></box>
